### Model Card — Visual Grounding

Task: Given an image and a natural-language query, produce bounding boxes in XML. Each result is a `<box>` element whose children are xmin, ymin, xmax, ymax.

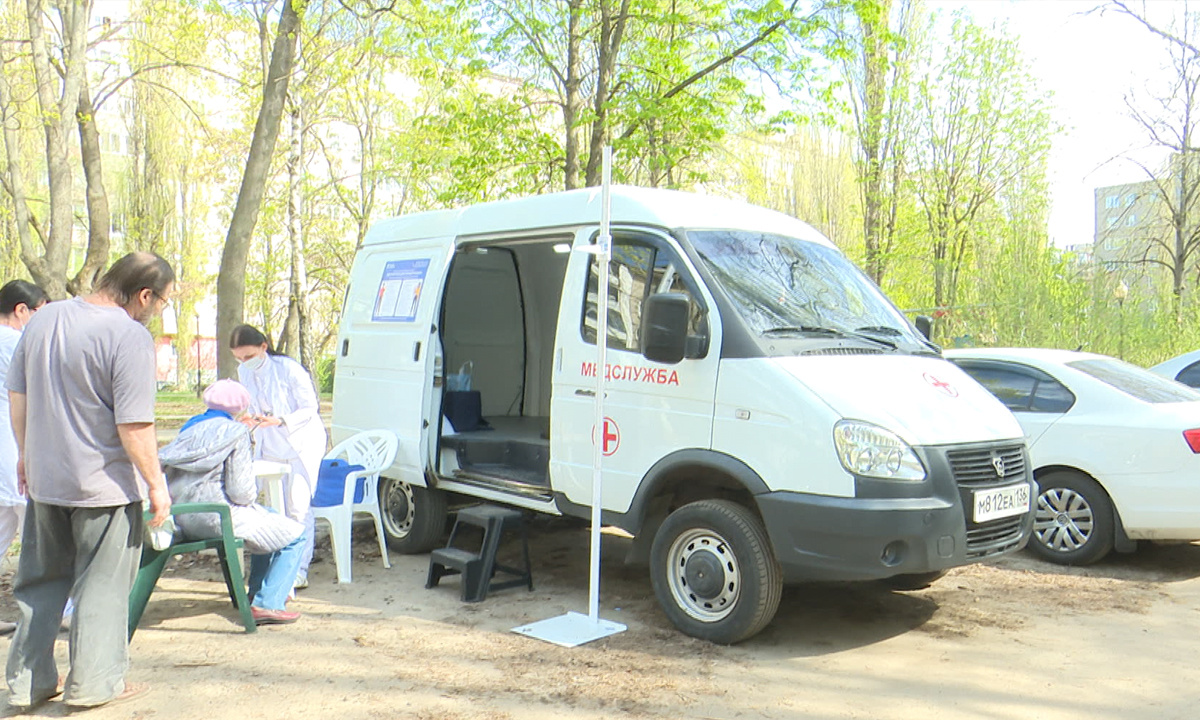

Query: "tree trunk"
<box><xmin>562</xmin><ymin>0</ymin><xmax>584</xmax><ymax>190</ymax></box>
<box><xmin>69</xmin><ymin>74</ymin><xmax>111</xmax><ymax>296</ymax></box>
<box><xmin>176</xmin><ymin>161</ymin><xmax>202</xmax><ymax>395</ymax></box>
<box><xmin>0</xmin><ymin>42</ymin><xmax>49</xmax><ymax>287</ymax></box>
<box><xmin>585</xmin><ymin>0</ymin><xmax>631</xmax><ymax>187</ymax></box>
<box><xmin>283</xmin><ymin>100</ymin><xmax>310</xmax><ymax>370</ymax></box>
<box><xmin>23</xmin><ymin>0</ymin><xmax>91</xmax><ymax>299</ymax></box>
<box><xmin>858</xmin><ymin>0</ymin><xmax>891</xmax><ymax>284</ymax></box>
<box><xmin>216</xmin><ymin>0</ymin><xmax>302</xmax><ymax>379</ymax></box>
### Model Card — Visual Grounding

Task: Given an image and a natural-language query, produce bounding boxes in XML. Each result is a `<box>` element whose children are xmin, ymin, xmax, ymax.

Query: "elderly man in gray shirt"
<box><xmin>4</xmin><ymin>252</ymin><xmax>173</xmax><ymax>711</ymax></box>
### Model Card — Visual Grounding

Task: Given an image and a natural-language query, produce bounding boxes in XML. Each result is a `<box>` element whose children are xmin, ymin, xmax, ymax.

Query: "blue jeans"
<box><xmin>248</xmin><ymin>533</ymin><xmax>305</xmax><ymax>611</ymax></box>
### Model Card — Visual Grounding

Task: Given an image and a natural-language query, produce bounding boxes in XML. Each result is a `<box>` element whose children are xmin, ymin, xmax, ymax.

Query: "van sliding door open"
<box><xmin>331</xmin><ymin>235</ymin><xmax>456</xmax><ymax>487</ymax></box>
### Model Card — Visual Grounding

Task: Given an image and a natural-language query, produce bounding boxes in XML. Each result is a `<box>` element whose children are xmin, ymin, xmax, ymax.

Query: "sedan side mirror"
<box><xmin>642</xmin><ymin>293</ymin><xmax>691</xmax><ymax>365</ymax></box>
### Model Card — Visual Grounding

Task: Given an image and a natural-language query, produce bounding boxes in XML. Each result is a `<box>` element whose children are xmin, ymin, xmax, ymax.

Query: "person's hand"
<box><xmin>15</xmin><ymin>456</ymin><xmax>25</xmax><ymax>497</ymax></box>
<box><xmin>147</xmin><ymin>483</ymin><xmax>172</xmax><ymax>528</ymax></box>
<box><xmin>239</xmin><ymin>415</ymin><xmax>260</xmax><ymax>427</ymax></box>
<box><xmin>257</xmin><ymin>416</ymin><xmax>283</xmax><ymax>428</ymax></box>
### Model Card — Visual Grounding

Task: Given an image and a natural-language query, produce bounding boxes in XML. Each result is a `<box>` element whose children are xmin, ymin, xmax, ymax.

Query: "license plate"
<box><xmin>973</xmin><ymin>483</ymin><xmax>1030</xmax><ymax>523</ymax></box>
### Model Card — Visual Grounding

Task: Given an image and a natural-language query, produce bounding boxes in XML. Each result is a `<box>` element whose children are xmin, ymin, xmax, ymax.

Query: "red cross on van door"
<box><xmin>591</xmin><ymin>417</ymin><xmax>621</xmax><ymax>456</ymax></box>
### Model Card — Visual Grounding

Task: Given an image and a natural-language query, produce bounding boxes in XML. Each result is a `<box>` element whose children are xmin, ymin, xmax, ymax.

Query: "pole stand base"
<box><xmin>512</xmin><ymin>611</ymin><xmax>626</xmax><ymax>648</ymax></box>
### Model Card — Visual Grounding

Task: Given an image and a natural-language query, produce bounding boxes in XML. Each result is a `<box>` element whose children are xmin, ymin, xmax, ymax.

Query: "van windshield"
<box><xmin>688</xmin><ymin>230</ymin><xmax>924</xmax><ymax>350</ymax></box>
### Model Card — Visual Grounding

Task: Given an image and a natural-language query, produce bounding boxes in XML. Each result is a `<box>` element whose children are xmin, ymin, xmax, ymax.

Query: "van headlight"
<box><xmin>833</xmin><ymin>420</ymin><xmax>926</xmax><ymax>481</ymax></box>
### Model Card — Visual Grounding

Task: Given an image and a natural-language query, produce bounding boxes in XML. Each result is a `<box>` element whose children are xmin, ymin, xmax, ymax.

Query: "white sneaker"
<box><xmin>293</xmin><ymin>574</ymin><xmax>308</xmax><ymax>590</ymax></box>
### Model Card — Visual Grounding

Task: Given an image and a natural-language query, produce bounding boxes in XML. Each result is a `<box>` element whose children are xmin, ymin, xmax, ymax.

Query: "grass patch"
<box><xmin>156</xmin><ymin>391</ymin><xmax>205</xmax><ymax>430</ymax></box>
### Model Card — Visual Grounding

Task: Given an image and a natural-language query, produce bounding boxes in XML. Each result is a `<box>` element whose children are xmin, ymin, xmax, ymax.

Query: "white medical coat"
<box><xmin>0</xmin><ymin>325</ymin><xmax>22</xmax><ymax>506</ymax></box>
<box><xmin>238</xmin><ymin>354</ymin><xmax>327</xmax><ymax>521</ymax></box>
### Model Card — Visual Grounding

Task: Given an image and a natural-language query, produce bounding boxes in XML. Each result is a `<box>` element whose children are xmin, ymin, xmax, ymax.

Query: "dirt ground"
<box><xmin>1</xmin><ymin>516</ymin><xmax>1198</xmax><ymax>720</ymax></box>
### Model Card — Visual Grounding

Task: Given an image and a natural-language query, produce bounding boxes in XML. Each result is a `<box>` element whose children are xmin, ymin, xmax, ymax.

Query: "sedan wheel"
<box><xmin>1037</xmin><ymin>487</ymin><xmax>1094</xmax><ymax>551</ymax></box>
<box><xmin>1029</xmin><ymin>471</ymin><xmax>1114</xmax><ymax>566</ymax></box>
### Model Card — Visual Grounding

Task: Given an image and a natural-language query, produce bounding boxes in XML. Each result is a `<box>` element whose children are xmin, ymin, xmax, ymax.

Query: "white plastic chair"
<box><xmin>313</xmin><ymin>430</ymin><xmax>398</xmax><ymax>583</ymax></box>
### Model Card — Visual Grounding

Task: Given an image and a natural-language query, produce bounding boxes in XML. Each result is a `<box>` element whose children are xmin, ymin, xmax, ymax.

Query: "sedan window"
<box><xmin>1175</xmin><ymin>361</ymin><xmax>1200</xmax><ymax>389</ymax></box>
<box><xmin>1068</xmin><ymin>358</ymin><xmax>1200</xmax><ymax>403</ymax></box>
<box><xmin>1030</xmin><ymin>379</ymin><xmax>1075</xmax><ymax>413</ymax></box>
<box><xmin>954</xmin><ymin>362</ymin><xmax>1076</xmax><ymax>414</ymax></box>
<box><xmin>956</xmin><ymin>365</ymin><xmax>1035</xmax><ymax>411</ymax></box>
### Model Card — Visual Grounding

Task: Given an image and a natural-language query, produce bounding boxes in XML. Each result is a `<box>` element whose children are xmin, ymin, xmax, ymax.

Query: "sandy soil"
<box><xmin>2</xmin><ymin>516</ymin><xmax>1199</xmax><ymax>720</ymax></box>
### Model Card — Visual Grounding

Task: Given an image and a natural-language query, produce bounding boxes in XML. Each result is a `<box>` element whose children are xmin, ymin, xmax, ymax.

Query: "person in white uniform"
<box><xmin>0</xmin><ymin>281</ymin><xmax>48</xmax><ymax>635</ymax></box>
<box><xmin>230</xmin><ymin>325</ymin><xmax>327</xmax><ymax>589</ymax></box>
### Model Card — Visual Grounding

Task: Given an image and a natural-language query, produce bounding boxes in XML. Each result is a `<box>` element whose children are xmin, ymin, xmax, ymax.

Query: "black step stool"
<box><xmin>426</xmin><ymin>504</ymin><xmax>533</xmax><ymax>602</ymax></box>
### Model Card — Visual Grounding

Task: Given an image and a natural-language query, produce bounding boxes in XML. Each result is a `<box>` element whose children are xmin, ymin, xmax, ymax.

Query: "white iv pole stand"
<box><xmin>512</xmin><ymin>147</ymin><xmax>627</xmax><ymax>647</ymax></box>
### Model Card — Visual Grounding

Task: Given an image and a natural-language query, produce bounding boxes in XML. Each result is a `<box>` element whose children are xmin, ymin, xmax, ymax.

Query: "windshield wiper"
<box><xmin>850</xmin><ymin>326</ymin><xmax>902</xmax><ymax>350</ymax></box>
<box><xmin>841</xmin><ymin>328</ymin><xmax>897</xmax><ymax>350</ymax></box>
<box><xmin>762</xmin><ymin>325</ymin><xmax>898</xmax><ymax>350</ymax></box>
<box><xmin>854</xmin><ymin>325</ymin><xmax>902</xmax><ymax>336</ymax></box>
<box><xmin>856</xmin><ymin>325</ymin><xmax>940</xmax><ymax>353</ymax></box>
<box><xmin>761</xmin><ymin>325</ymin><xmax>841</xmax><ymax>336</ymax></box>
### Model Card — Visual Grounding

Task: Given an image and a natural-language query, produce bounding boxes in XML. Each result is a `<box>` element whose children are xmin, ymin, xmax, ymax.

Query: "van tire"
<box><xmin>650</xmin><ymin>499</ymin><xmax>782</xmax><ymax>645</ymax></box>
<box><xmin>1029</xmin><ymin>470</ymin><xmax>1114</xmax><ymax>566</ymax></box>
<box><xmin>378</xmin><ymin>477</ymin><xmax>448</xmax><ymax>554</ymax></box>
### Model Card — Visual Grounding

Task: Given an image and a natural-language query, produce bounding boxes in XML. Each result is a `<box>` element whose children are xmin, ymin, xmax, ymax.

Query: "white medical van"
<box><xmin>332</xmin><ymin>186</ymin><xmax>1035</xmax><ymax>643</ymax></box>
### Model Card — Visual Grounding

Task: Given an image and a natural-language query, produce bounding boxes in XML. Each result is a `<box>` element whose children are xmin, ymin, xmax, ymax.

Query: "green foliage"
<box><xmin>315</xmin><ymin>354</ymin><xmax>336</xmax><ymax>393</ymax></box>
<box><xmin>396</xmin><ymin>87</ymin><xmax>562</xmax><ymax>206</ymax></box>
<box><xmin>906</xmin><ymin>14</ymin><xmax>1057</xmax><ymax>312</ymax></box>
<box><xmin>474</xmin><ymin>0</ymin><xmax>830</xmax><ymax>188</ymax></box>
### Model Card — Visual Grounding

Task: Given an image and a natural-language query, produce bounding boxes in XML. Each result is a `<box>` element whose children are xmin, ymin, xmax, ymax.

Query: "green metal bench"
<box><xmin>128</xmin><ymin>502</ymin><xmax>256</xmax><ymax>639</ymax></box>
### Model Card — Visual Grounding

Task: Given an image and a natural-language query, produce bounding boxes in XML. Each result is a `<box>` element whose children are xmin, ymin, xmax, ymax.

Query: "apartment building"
<box><xmin>1092</xmin><ymin>179</ymin><xmax>1165</xmax><ymax>298</ymax></box>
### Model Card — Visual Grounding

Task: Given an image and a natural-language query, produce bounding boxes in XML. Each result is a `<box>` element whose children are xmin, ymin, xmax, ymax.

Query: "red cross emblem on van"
<box><xmin>591</xmin><ymin>417</ymin><xmax>621</xmax><ymax>456</ymax></box>
<box><xmin>923</xmin><ymin>372</ymin><xmax>959</xmax><ymax>398</ymax></box>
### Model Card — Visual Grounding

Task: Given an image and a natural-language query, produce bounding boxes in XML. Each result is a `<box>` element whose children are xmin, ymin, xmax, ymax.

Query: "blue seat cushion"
<box><xmin>313</xmin><ymin>459</ymin><xmax>368</xmax><ymax>507</ymax></box>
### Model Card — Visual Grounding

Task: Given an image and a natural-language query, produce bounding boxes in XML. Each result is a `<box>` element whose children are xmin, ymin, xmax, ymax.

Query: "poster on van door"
<box><xmin>372</xmin><ymin>259</ymin><xmax>430</xmax><ymax>322</ymax></box>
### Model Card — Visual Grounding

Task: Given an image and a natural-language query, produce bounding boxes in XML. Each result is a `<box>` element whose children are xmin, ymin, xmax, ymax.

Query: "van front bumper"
<box><xmin>757</xmin><ymin>442</ymin><xmax>1035</xmax><ymax>582</ymax></box>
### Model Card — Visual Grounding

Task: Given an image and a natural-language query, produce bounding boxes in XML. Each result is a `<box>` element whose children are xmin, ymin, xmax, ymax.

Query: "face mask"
<box><xmin>240</xmin><ymin>353</ymin><xmax>267</xmax><ymax>372</ymax></box>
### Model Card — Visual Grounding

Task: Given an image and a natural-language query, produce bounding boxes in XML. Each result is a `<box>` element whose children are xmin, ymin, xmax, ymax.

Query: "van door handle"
<box><xmin>575</xmin><ymin>389</ymin><xmax>595</xmax><ymax>397</ymax></box>
<box><xmin>413</xmin><ymin>341</ymin><xmax>421</xmax><ymax>361</ymax></box>
<box><xmin>341</xmin><ymin>339</ymin><xmax>349</xmax><ymax>357</ymax></box>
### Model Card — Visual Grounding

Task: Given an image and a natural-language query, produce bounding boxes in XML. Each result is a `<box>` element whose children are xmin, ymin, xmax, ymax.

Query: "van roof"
<box><xmin>362</xmin><ymin>185</ymin><xmax>835</xmax><ymax>248</ymax></box>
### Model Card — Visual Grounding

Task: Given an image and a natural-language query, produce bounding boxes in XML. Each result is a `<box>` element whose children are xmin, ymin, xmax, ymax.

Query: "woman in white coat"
<box><xmin>230</xmin><ymin>325</ymin><xmax>327</xmax><ymax>589</ymax></box>
<box><xmin>0</xmin><ymin>280</ymin><xmax>48</xmax><ymax>634</ymax></box>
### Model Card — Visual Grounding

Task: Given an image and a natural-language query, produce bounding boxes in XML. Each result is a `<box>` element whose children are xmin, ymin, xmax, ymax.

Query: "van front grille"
<box><xmin>943</xmin><ymin>443</ymin><xmax>1030</xmax><ymax>558</ymax></box>
<box><xmin>965</xmin><ymin>516</ymin><xmax>1025</xmax><ymax>558</ymax></box>
<box><xmin>948</xmin><ymin>445</ymin><xmax>1027</xmax><ymax>489</ymax></box>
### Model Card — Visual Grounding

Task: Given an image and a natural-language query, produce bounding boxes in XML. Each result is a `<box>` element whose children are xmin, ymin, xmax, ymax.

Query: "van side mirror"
<box><xmin>642</xmin><ymin>293</ymin><xmax>691</xmax><ymax>365</ymax></box>
<box><xmin>914</xmin><ymin>315</ymin><xmax>933</xmax><ymax>341</ymax></box>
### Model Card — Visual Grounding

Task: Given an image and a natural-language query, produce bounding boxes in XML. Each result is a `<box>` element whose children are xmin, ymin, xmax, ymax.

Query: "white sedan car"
<box><xmin>944</xmin><ymin>348</ymin><xmax>1200</xmax><ymax>565</ymax></box>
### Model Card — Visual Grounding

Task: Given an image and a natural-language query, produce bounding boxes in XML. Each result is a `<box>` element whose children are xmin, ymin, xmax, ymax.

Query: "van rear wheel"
<box><xmin>650</xmin><ymin>500</ymin><xmax>782</xmax><ymax>645</ymax></box>
<box><xmin>379</xmin><ymin>477</ymin><xmax>447</xmax><ymax>554</ymax></box>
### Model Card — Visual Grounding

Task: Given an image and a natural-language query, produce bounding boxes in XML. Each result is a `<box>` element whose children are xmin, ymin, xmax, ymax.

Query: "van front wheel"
<box><xmin>378</xmin><ymin>477</ymin><xmax>448</xmax><ymax>554</ymax></box>
<box><xmin>650</xmin><ymin>500</ymin><xmax>782</xmax><ymax>644</ymax></box>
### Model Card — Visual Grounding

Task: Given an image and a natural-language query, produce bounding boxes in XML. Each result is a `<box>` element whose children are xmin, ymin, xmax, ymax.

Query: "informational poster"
<box><xmin>372</xmin><ymin>258</ymin><xmax>430</xmax><ymax>322</ymax></box>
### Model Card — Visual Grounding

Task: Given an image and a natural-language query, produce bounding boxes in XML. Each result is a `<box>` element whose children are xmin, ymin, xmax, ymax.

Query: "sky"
<box><xmin>929</xmin><ymin>0</ymin><xmax>1184</xmax><ymax>249</ymax></box>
